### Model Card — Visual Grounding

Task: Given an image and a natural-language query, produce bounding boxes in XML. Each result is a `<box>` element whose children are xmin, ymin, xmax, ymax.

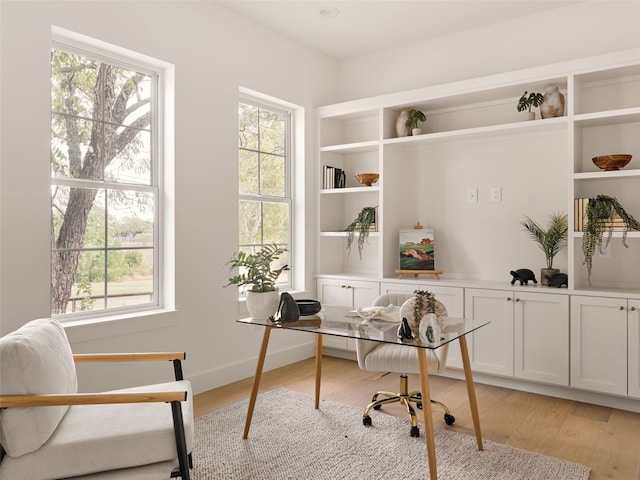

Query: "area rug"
<box><xmin>192</xmin><ymin>387</ymin><xmax>590</xmax><ymax>480</ymax></box>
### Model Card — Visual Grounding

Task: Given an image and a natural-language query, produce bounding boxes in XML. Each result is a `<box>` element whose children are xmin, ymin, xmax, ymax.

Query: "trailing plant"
<box><xmin>517</xmin><ymin>91</ymin><xmax>543</xmax><ymax>113</ymax></box>
<box><xmin>412</xmin><ymin>290</ymin><xmax>435</xmax><ymax>328</ymax></box>
<box><xmin>520</xmin><ymin>211</ymin><xmax>568</xmax><ymax>269</ymax></box>
<box><xmin>405</xmin><ymin>109</ymin><xmax>426</xmax><ymax>131</ymax></box>
<box><xmin>582</xmin><ymin>195</ymin><xmax>640</xmax><ymax>284</ymax></box>
<box><xmin>345</xmin><ymin>206</ymin><xmax>377</xmax><ymax>258</ymax></box>
<box><xmin>225</xmin><ymin>243</ymin><xmax>289</xmax><ymax>293</ymax></box>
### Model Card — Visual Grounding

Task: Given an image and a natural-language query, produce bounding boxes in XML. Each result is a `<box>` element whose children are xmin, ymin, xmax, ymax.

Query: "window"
<box><xmin>238</xmin><ymin>96</ymin><xmax>293</xmax><ymax>289</ymax></box>
<box><xmin>51</xmin><ymin>43</ymin><xmax>161</xmax><ymax>317</ymax></box>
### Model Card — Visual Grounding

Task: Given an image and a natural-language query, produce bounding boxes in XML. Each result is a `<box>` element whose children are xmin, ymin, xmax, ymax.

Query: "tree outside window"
<box><xmin>238</xmin><ymin>100</ymin><xmax>291</xmax><ymax>287</ymax></box>
<box><xmin>51</xmin><ymin>47</ymin><xmax>159</xmax><ymax>316</ymax></box>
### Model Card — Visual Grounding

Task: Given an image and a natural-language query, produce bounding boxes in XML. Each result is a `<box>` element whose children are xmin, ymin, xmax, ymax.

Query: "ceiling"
<box><xmin>218</xmin><ymin>0</ymin><xmax>582</xmax><ymax>60</ymax></box>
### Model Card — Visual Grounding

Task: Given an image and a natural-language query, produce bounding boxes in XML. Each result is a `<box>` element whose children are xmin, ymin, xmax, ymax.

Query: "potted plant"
<box><xmin>225</xmin><ymin>243</ymin><xmax>289</xmax><ymax>319</ymax></box>
<box><xmin>517</xmin><ymin>91</ymin><xmax>543</xmax><ymax>120</ymax></box>
<box><xmin>520</xmin><ymin>212</ymin><xmax>568</xmax><ymax>285</ymax></box>
<box><xmin>582</xmin><ymin>195</ymin><xmax>640</xmax><ymax>284</ymax></box>
<box><xmin>405</xmin><ymin>109</ymin><xmax>426</xmax><ymax>135</ymax></box>
<box><xmin>345</xmin><ymin>206</ymin><xmax>377</xmax><ymax>259</ymax></box>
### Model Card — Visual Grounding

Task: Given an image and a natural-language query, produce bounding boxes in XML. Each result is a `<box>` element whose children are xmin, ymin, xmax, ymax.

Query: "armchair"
<box><xmin>0</xmin><ymin>318</ymin><xmax>193</xmax><ymax>480</ymax></box>
<box><xmin>356</xmin><ymin>293</ymin><xmax>454</xmax><ymax>437</ymax></box>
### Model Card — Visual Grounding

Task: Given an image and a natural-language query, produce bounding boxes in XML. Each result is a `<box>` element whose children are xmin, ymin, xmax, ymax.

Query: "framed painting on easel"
<box><xmin>399</xmin><ymin>226</ymin><xmax>435</xmax><ymax>271</ymax></box>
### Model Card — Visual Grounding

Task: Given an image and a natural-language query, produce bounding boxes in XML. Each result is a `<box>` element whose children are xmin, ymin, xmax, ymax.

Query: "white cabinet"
<box><xmin>380</xmin><ymin>281</ymin><xmax>465</xmax><ymax>367</ymax></box>
<box><xmin>628</xmin><ymin>299</ymin><xmax>640</xmax><ymax>399</ymax></box>
<box><xmin>316</xmin><ymin>277</ymin><xmax>379</xmax><ymax>352</ymax></box>
<box><xmin>465</xmin><ymin>288</ymin><xmax>569</xmax><ymax>384</ymax></box>
<box><xmin>570</xmin><ymin>296</ymin><xmax>628</xmax><ymax>395</ymax></box>
<box><xmin>570</xmin><ymin>296</ymin><xmax>640</xmax><ymax>397</ymax></box>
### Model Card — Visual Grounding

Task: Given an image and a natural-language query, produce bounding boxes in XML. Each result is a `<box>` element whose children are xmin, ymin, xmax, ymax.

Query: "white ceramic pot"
<box><xmin>396</xmin><ymin>110</ymin><xmax>410</xmax><ymax>137</ymax></box>
<box><xmin>412</xmin><ymin>128</ymin><xmax>422</xmax><ymax>136</ymax></box>
<box><xmin>540</xmin><ymin>86</ymin><xmax>565</xmax><ymax>119</ymax></box>
<box><xmin>245</xmin><ymin>290</ymin><xmax>280</xmax><ymax>320</ymax></box>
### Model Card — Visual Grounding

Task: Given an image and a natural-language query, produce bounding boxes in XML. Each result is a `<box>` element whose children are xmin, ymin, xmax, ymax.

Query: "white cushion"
<box><xmin>0</xmin><ymin>318</ymin><xmax>77</xmax><ymax>456</ymax></box>
<box><xmin>362</xmin><ymin>343</ymin><xmax>449</xmax><ymax>375</ymax></box>
<box><xmin>0</xmin><ymin>381</ymin><xmax>193</xmax><ymax>480</ymax></box>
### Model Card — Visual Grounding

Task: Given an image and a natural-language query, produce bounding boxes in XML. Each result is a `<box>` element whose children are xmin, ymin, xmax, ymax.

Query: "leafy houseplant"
<box><xmin>405</xmin><ymin>109</ymin><xmax>426</xmax><ymax>135</ymax></box>
<box><xmin>582</xmin><ymin>195</ymin><xmax>640</xmax><ymax>284</ymax></box>
<box><xmin>345</xmin><ymin>206</ymin><xmax>377</xmax><ymax>258</ymax></box>
<box><xmin>412</xmin><ymin>290</ymin><xmax>436</xmax><ymax>329</ymax></box>
<box><xmin>520</xmin><ymin>212</ymin><xmax>568</xmax><ymax>285</ymax></box>
<box><xmin>517</xmin><ymin>91</ymin><xmax>543</xmax><ymax>119</ymax></box>
<box><xmin>225</xmin><ymin>243</ymin><xmax>289</xmax><ymax>293</ymax></box>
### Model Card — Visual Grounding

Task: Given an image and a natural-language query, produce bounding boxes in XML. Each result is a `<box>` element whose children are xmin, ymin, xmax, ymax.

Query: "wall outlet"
<box><xmin>490</xmin><ymin>187</ymin><xmax>502</xmax><ymax>203</ymax></box>
<box><xmin>467</xmin><ymin>188</ymin><xmax>478</xmax><ymax>203</ymax></box>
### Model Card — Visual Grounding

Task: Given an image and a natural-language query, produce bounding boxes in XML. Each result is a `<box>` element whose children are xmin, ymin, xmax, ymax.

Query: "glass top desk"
<box><xmin>237</xmin><ymin>305</ymin><xmax>490</xmax><ymax>480</ymax></box>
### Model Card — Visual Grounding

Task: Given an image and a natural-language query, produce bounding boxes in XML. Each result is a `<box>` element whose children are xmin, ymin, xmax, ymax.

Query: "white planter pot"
<box><xmin>245</xmin><ymin>290</ymin><xmax>280</xmax><ymax>320</ymax></box>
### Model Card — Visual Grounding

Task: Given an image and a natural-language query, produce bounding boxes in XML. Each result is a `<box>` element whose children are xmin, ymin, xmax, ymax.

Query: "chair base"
<box><xmin>362</xmin><ymin>374</ymin><xmax>455</xmax><ymax>437</ymax></box>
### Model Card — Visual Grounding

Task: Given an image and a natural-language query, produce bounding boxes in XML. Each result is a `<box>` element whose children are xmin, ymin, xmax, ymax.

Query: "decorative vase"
<box><xmin>412</xmin><ymin>128</ymin><xmax>422</xmax><ymax>136</ymax></box>
<box><xmin>526</xmin><ymin>111</ymin><xmax>536</xmax><ymax>121</ymax></box>
<box><xmin>396</xmin><ymin>110</ymin><xmax>410</xmax><ymax>137</ymax></box>
<box><xmin>245</xmin><ymin>290</ymin><xmax>280</xmax><ymax>320</ymax></box>
<box><xmin>540</xmin><ymin>86</ymin><xmax>565</xmax><ymax>119</ymax></box>
<box><xmin>540</xmin><ymin>268</ymin><xmax>560</xmax><ymax>286</ymax></box>
<box><xmin>419</xmin><ymin>313</ymin><xmax>440</xmax><ymax>345</ymax></box>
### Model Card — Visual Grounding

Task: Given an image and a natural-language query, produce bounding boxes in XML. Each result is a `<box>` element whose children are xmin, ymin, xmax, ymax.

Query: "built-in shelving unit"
<box><xmin>316</xmin><ymin>49</ymin><xmax>640</xmax><ymax>298</ymax></box>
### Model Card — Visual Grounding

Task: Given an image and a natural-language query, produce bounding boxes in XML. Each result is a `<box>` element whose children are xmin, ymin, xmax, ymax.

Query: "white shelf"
<box><xmin>572</xmin><ymin>231</ymin><xmax>640</xmax><ymax>238</ymax></box>
<box><xmin>320</xmin><ymin>231</ymin><xmax>380</xmax><ymax>238</ymax></box>
<box><xmin>320</xmin><ymin>186</ymin><xmax>380</xmax><ymax>195</ymax></box>
<box><xmin>573</xmin><ymin>108</ymin><xmax>640</xmax><ymax>127</ymax></box>
<box><xmin>320</xmin><ymin>140</ymin><xmax>379</xmax><ymax>153</ymax></box>
<box><xmin>573</xmin><ymin>169</ymin><xmax>640</xmax><ymax>180</ymax></box>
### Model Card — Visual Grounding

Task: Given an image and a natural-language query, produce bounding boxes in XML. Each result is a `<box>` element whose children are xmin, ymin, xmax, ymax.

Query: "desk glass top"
<box><xmin>237</xmin><ymin>305</ymin><xmax>490</xmax><ymax>350</ymax></box>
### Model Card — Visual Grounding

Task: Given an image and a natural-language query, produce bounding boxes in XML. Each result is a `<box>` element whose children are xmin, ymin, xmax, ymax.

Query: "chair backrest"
<box><xmin>0</xmin><ymin>318</ymin><xmax>78</xmax><ymax>457</ymax></box>
<box><xmin>372</xmin><ymin>292</ymin><xmax>414</xmax><ymax>308</ymax></box>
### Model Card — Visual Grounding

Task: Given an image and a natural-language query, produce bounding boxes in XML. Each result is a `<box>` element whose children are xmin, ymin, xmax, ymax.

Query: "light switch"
<box><xmin>490</xmin><ymin>187</ymin><xmax>502</xmax><ymax>203</ymax></box>
<box><xmin>467</xmin><ymin>188</ymin><xmax>478</xmax><ymax>203</ymax></box>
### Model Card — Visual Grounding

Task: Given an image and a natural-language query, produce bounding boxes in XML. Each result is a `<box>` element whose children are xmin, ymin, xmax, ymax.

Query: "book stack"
<box><xmin>574</xmin><ymin>198</ymin><xmax>627</xmax><ymax>231</ymax></box>
<box><xmin>322</xmin><ymin>165</ymin><xmax>346</xmax><ymax>189</ymax></box>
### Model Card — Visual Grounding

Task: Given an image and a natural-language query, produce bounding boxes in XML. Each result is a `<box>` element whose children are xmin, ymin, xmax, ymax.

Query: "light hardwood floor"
<box><xmin>194</xmin><ymin>356</ymin><xmax>640</xmax><ymax>480</ymax></box>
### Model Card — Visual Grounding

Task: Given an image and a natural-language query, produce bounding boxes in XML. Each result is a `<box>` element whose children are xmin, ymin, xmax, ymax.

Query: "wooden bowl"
<box><xmin>592</xmin><ymin>154</ymin><xmax>632</xmax><ymax>171</ymax></box>
<box><xmin>355</xmin><ymin>173</ymin><xmax>379</xmax><ymax>186</ymax></box>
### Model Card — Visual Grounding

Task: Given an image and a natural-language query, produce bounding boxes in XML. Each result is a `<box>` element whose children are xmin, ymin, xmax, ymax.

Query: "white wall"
<box><xmin>0</xmin><ymin>1</ymin><xmax>338</xmax><ymax>393</ymax></box>
<box><xmin>337</xmin><ymin>1</ymin><xmax>640</xmax><ymax>101</ymax></box>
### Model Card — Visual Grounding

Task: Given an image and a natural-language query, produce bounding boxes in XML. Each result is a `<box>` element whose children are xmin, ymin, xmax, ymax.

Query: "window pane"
<box><xmin>239</xmin><ymin>104</ymin><xmax>259</xmax><ymax>150</ymax></box>
<box><xmin>106</xmin><ymin>190</ymin><xmax>154</xmax><ymax>245</ymax></box>
<box><xmin>239</xmin><ymin>200</ymin><xmax>261</xmax><ymax>245</ymax></box>
<box><xmin>106</xmin><ymin>248</ymin><xmax>154</xmax><ymax>309</ymax></box>
<box><xmin>69</xmin><ymin>250</ymin><xmax>106</xmax><ymax>313</ymax></box>
<box><xmin>106</xmin><ymin>127</ymin><xmax>151</xmax><ymax>185</ymax></box>
<box><xmin>239</xmin><ymin>149</ymin><xmax>259</xmax><ymax>195</ymax></box>
<box><xmin>263</xmin><ymin>202</ymin><xmax>289</xmax><ymax>244</ymax></box>
<box><xmin>52</xmin><ymin>186</ymin><xmax>106</xmax><ymax>249</ymax></box>
<box><xmin>260</xmin><ymin>153</ymin><xmax>285</xmax><ymax>197</ymax></box>
<box><xmin>51</xmin><ymin>50</ymin><xmax>99</xmax><ymax>120</ymax></box>
<box><xmin>259</xmin><ymin>109</ymin><xmax>285</xmax><ymax>155</ymax></box>
<box><xmin>51</xmin><ymin>115</ymin><xmax>97</xmax><ymax>179</ymax></box>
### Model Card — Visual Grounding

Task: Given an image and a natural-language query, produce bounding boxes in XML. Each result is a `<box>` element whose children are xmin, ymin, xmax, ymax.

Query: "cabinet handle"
<box><xmin>341</xmin><ymin>285</ymin><xmax>352</xmax><ymax>289</ymax></box>
<box><xmin>619</xmin><ymin>306</ymin><xmax>625</xmax><ymax>310</ymax></box>
<box><xmin>630</xmin><ymin>306</ymin><xmax>637</xmax><ymax>312</ymax></box>
<box><xmin>515</xmin><ymin>298</ymin><xmax>521</xmax><ymax>302</ymax></box>
<box><xmin>506</xmin><ymin>297</ymin><xmax>512</xmax><ymax>302</ymax></box>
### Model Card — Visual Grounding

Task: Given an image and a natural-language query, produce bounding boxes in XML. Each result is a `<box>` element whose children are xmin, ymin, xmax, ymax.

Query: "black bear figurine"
<box><xmin>510</xmin><ymin>269</ymin><xmax>538</xmax><ymax>286</ymax></box>
<box><xmin>545</xmin><ymin>272</ymin><xmax>568</xmax><ymax>288</ymax></box>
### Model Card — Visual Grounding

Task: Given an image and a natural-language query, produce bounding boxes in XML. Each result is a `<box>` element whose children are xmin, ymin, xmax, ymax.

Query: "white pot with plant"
<box><xmin>517</xmin><ymin>91</ymin><xmax>543</xmax><ymax>120</ymax></box>
<box><xmin>405</xmin><ymin>109</ymin><xmax>426</xmax><ymax>136</ymax></box>
<box><xmin>520</xmin><ymin>212</ymin><xmax>568</xmax><ymax>285</ymax></box>
<box><xmin>225</xmin><ymin>244</ymin><xmax>289</xmax><ymax>319</ymax></box>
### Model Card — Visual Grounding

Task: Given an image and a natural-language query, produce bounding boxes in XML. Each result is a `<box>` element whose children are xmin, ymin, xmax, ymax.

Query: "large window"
<box><xmin>51</xmin><ymin>43</ymin><xmax>160</xmax><ymax>317</ymax></box>
<box><xmin>238</xmin><ymin>97</ymin><xmax>292</xmax><ymax>289</ymax></box>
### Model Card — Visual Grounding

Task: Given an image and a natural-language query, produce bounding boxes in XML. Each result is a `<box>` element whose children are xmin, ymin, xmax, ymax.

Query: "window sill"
<box><xmin>62</xmin><ymin>309</ymin><xmax>178</xmax><ymax>343</ymax></box>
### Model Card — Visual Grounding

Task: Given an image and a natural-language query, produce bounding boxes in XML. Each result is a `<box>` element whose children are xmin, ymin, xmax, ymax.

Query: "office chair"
<box><xmin>356</xmin><ymin>292</ymin><xmax>454</xmax><ymax>437</ymax></box>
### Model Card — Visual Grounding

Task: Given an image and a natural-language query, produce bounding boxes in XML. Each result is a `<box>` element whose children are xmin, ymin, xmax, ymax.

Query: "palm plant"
<box><xmin>582</xmin><ymin>195</ymin><xmax>640</xmax><ymax>283</ymax></box>
<box><xmin>405</xmin><ymin>109</ymin><xmax>426</xmax><ymax>131</ymax></box>
<box><xmin>521</xmin><ymin>212</ymin><xmax>568</xmax><ymax>269</ymax></box>
<box><xmin>225</xmin><ymin>244</ymin><xmax>289</xmax><ymax>292</ymax></box>
<box><xmin>517</xmin><ymin>91</ymin><xmax>543</xmax><ymax>113</ymax></box>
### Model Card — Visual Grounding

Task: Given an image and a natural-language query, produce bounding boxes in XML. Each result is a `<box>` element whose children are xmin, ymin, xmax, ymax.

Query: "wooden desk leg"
<box><xmin>314</xmin><ymin>334</ymin><xmax>323</xmax><ymax>409</ymax></box>
<box><xmin>243</xmin><ymin>326</ymin><xmax>272</xmax><ymax>439</ymax></box>
<box><xmin>417</xmin><ymin>348</ymin><xmax>438</xmax><ymax>480</ymax></box>
<box><xmin>458</xmin><ymin>335</ymin><xmax>484</xmax><ymax>451</ymax></box>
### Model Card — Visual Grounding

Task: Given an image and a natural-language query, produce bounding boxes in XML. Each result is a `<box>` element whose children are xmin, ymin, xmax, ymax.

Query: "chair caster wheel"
<box><xmin>363</xmin><ymin>415</ymin><xmax>372</xmax><ymax>427</ymax></box>
<box><xmin>444</xmin><ymin>413</ymin><xmax>455</xmax><ymax>425</ymax></box>
<box><xmin>373</xmin><ymin>404</ymin><xmax>382</xmax><ymax>410</ymax></box>
<box><xmin>410</xmin><ymin>426</ymin><xmax>420</xmax><ymax>437</ymax></box>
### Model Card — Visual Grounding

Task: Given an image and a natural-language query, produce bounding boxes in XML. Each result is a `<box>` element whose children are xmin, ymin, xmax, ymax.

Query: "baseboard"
<box><xmin>189</xmin><ymin>341</ymin><xmax>316</xmax><ymax>395</ymax></box>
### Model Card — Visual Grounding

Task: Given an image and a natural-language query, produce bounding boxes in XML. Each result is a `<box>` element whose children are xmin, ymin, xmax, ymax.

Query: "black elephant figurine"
<box><xmin>510</xmin><ymin>269</ymin><xmax>538</xmax><ymax>286</ymax></box>
<box><xmin>545</xmin><ymin>272</ymin><xmax>568</xmax><ymax>288</ymax></box>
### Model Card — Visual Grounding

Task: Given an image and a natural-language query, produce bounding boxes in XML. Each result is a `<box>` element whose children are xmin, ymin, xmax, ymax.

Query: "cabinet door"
<box><xmin>570</xmin><ymin>296</ymin><xmax>627</xmax><ymax>395</ymax></box>
<box><xmin>465</xmin><ymin>288</ymin><xmax>514</xmax><ymax>376</ymax></box>
<box><xmin>628</xmin><ymin>299</ymin><xmax>640</xmax><ymax>399</ymax></box>
<box><xmin>514</xmin><ymin>292</ymin><xmax>569</xmax><ymax>386</ymax></box>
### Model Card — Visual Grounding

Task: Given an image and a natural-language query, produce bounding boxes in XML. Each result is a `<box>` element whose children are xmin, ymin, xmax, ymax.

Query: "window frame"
<box><xmin>50</xmin><ymin>33</ymin><xmax>166</xmax><ymax>321</ymax></box>
<box><xmin>238</xmin><ymin>91</ymin><xmax>295</xmax><ymax>292</ymax></box>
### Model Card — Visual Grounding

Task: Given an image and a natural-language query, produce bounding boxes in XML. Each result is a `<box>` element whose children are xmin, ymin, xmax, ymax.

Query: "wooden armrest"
<box><xmin>73</xmin><ymin>352</ymin><xmax>186</xmax><ymax>363</ymax></box>
<box><xmin>0</xmin><ymin>390</ymin><xmax>187</xmax><ymax>408</ymax></box>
